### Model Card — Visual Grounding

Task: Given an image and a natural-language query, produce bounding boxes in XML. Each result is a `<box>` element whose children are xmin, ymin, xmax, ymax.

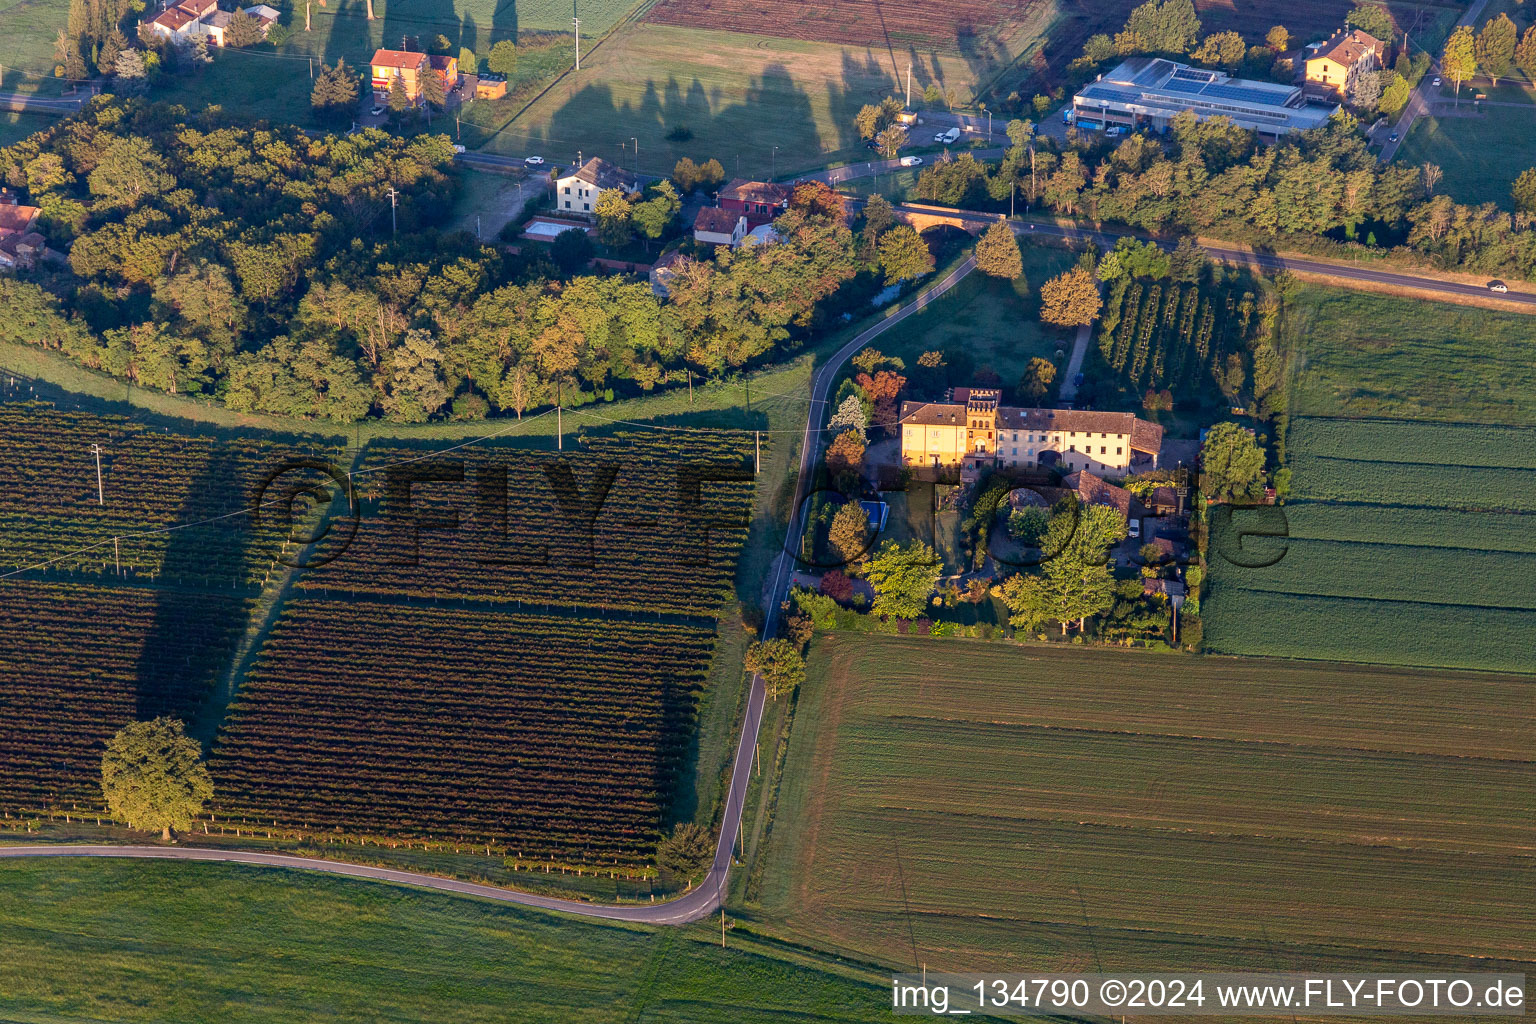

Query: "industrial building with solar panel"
<box><xmin>1072</xmin><ymin>56</ymin><xmax>1340</xmax><ymax>137</ymax></box>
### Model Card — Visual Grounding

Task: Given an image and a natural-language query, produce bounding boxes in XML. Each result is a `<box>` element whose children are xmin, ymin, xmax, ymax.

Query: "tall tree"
<box><xmin>386</xmin><ymin>74</ymin><xmax>410</xmax><ymax>114</ymax></box>
<box><xmin>1038</xmin><ymin>266</ymin><xmax>1101</xmax><ymax>327</ymax></box>
<box><xmin>100</xmin><ymin>718</ymin><xmax>214</xmax><ymax>842</ymax></box>
<box><xmin>744</xmin><ymin>638</ymin><xmax>806</xmax><ymax>697</ymax></box>
<box><xmin>655</xmin><ymin>823</ymin><xmax>712</xmax><ymax>879</ymax></box>
<box><xmin>486</xmin><ymin>39</ymin><xmax>517</xmax><ymax>75</ymax></box>
<box><xmin>861</xmin><ymin>540</ymin><xmax>941</xmax><ymax>619</ymax></box>
<box><xmin>111</xmin><ymin>47</ymin><xmax>148</xmax><ymax>96</ymax></box>
<box><xmin>421</xmin><ymin>63</ymin><xmax>447</xmax><ymax>109</ymax></box>
<box><xmin>1200</xmin><ymin>421</ymin><xmax>1266</xmax><ymax>502</ymax></box>
<box><xmin>974</xmin><ymin>219</ymin><xmax>1023</xmax><ymax>278</ymax></box>
<box><xmin>876</xmin><ymin>224</ymin><xmax>933</xmax><ymax>282</ymax></box>
<box><xmin>1124</xmin><ymin>0</ymin><xmax>1200</xmax><ymax>54</ymax></box>
<box><xmin>1265</xmin><ymin>25</ymin><xmax>1289</xmax><ymax>52</ymax></box>
<box><xmin>1516</xmin><ymin>25</ymin><xmax>1536</xmax><ymax>83</ymax></box>
<box><xmin>594</xmin><ymin>188</ymin><xmax>633</xmax><ymax>246</ymax></box>
<box><xmin>1511</xmin><ymin>168</ymin><xmax>1536</xmax><ymax>215</ymax></box>
<box><xmin>827</xmin><ymin>501</ymin><xmax>871</xmax><ymax>565</ymax></box>
<box><xmin>224</xmin><ymin>9</ymin><xmax>264</xmax><ymax>48</ymax></box>
<box><xmin>1442</xmin><ymin>26</ymin><xmax>1476</xmax><ymax>99</ymax></box>
<box><xmin>1344</xmin><ymin>3</ymin><xmax>1392</xmax><ymax>41</ymax></box>
<box><xmin>1475</xmin><ymin>13</ymin><xmax>1517</xmax><ymax>86</ymax></box>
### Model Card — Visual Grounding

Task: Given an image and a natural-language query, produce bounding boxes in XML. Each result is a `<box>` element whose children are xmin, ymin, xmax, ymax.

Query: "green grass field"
<box><xmin>0</xmin><ymin>858</ymin><xmax>894</xmax><ymax>1023</ymax></box>
<box><xmin>1205</xmin><ymin>416</ymin><xmax>1536</xmax><ymax>671</ymax></box>
<box><xmin>1287</xmin><ymin>284</ymin><xmax>1536</xmax><ymax>424</ymax></box>
<box><xmin>1396</xmin><ymin>107</ymin><xmax>1536</xmax><ymax>211</ymax></box>
<box><xmin>483</xmin><ymin>23</ymin><xmax>990</xmax><ymax>175</ymax></box>
<box><xmin>1206</xmin><ymin>284</ymin><xmax>1536</xmax><ymax>670</ymax></box>
<box><xmin>752</xmin><ymin>634</ymin><xmax>1536</xmax><ymax>975</ymax></box>
<box><xmin>840</xmin><ymin>244</ymin><xmax>1078</xmax><ymax>400</ymax></box>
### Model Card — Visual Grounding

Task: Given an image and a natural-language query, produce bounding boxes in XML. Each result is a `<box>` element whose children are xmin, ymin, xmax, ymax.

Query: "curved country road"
<box><xmin>0</xmin><ymin>256</ymin><xmax>980</xmax><ymax>924</ymax></box>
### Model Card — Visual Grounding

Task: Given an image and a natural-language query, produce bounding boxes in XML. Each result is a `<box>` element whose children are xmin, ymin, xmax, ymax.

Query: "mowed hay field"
<box><xmin>753</xmin><ymin>635</ymin><xmax>1536</xmax><ymax>976</ymax></box>
<box><xmin>489</xmin><ymin>24</ymin><xmax>1000</xmax><ymax>173</ymax></box>
<box><xmin>1287</xmin><ymin>285</ymin><xmax>1536</xmax><ymax>424</ymax></box>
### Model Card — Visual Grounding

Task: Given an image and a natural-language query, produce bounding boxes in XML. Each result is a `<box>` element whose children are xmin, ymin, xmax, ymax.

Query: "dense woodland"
<box><xmin>0</xmin><ymin>101</ymin><xmax>899</xmax><ymax>422</ymax></box>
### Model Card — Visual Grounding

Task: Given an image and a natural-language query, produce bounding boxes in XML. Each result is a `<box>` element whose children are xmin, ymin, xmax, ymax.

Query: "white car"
<box><xmin>1432</xmin><ymin>76</ymin><xmax>1442</xmax><ymax>87</ymax></box>
<box><xmin>1489</xmin><ymin>280</ymin><xmax>1509</xmax><ymax>293</ymax></box>
<box><xmin>1128</xmin><ymin>518</ymin><xmax>1141</xmax><ymax>540</ymax></box>
<box><xmin>899</xmin><ymin>155</ymin><xmax>923</xmax><ymax>167</ymax></box>
<box><xmin>524</xmin><ymin>155</ymin><xmax>545</xmax><ymax>166</ymax></box>
<box><xmin>369</xmin><ymin>106</ymin><xmax>385</xmax><ymax>117</ymax></box>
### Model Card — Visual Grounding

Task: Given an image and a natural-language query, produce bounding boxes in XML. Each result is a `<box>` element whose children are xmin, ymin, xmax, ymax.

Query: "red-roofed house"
<box><xmin>428</xmin><ymin>53</ymin><xmax>458</xmax><ymax>94</ymax></box>
<box><xmin>693</xmin><ymin>207</ymin><xmax>746</xmax><ymax>247</ymax></box>
<box><xmin>719</xmin><ymin>179</ymin><xmax>792</xmax><ymax>228</ymax></box>
<box><xmin>370</xmin><ymin>49</ymin><xmax>428</xmax><ymax>104</ymax></box>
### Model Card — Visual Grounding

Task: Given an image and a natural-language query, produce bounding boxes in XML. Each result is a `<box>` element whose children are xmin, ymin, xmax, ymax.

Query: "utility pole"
<box><xmin>754</xmin><ymin>430</ymin><xmax>760</xmax><ymax>474</ymax></box>
<box><xmin>88</xmin><ymin>444</ymin><xmax>104</xmax><ymax>505</ymax></box>
<box><xmin>113</xmin><ymin>537</ymin><xmax>121</xmax><ymax>576</ymax></box>
<box><xmin>556</xmin><ymin>378</ymin><xmax>563</xmax><ymax>451</ymax></box>
<box><xmin>305</xmin><ymin>0</ymin><xmax>310</xmax><ymax>31</ymax></box>
<box><xmin>572</xmin><ymin>17</ymin><xmax>581</xmax><ymax>70</ymax></box>
<box><xmin>905</xmin><ymin>62</ymin><xmax>912</xmax><ymax>108</ymax></box>
<box><xmin>721</xmin><ymin>908</ymin><xmax>726</xmax><ymax>948</ymax></box>
<box><xmin>456</xmin><ymin>114</ymin><xmax>460</xmax><ymax>140</ymax></box>
<box><xmin>386</xmin><ymin>185</ymin><xmax>398</xmax><ymax>235</ymax></box>
<box><xmin>631</xmin><ymin>136</ymin><xmax>638</xmax><ymax>173</ymax></box>
<box><xmin>772</xmin><ymin>145</ymin><xmax>778</xmax><ymax>180</ymax></box>
<box><xmin>308</xmin><ymin>57</ymin><xmax>313</xmax><ymax>80</ymax></box>
<box><xmin>687</xmin><ymin>368</ymin><xmax>693</xmax><ymax>404</ymax></box>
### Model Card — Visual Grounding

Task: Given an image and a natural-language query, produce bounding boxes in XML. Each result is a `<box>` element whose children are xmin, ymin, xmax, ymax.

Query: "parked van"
<box><xmin>933</xmin><ymin>127</ymin><xmax>961</xmax><ymax>144</ymax></box>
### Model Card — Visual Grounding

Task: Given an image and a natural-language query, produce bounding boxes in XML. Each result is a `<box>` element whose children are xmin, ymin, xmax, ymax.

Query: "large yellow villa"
<box><xmin>898</xmin><ymin>387</ymin><xmax>1164</xmax><ymax>478</ymax></box>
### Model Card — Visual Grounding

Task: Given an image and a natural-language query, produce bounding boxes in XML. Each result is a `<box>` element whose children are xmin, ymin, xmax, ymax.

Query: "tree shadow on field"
<box><xmin>536</xmin><ymin>63</ymin><xmax>828</xmax><ymax>180</ymax></box>
<box><xmin>130</xmin><ymin>447</ymin><xmax>255</xmax><ymax>736</ymax></box>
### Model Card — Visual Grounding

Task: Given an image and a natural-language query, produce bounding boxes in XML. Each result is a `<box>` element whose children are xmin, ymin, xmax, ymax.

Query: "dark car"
<box><xmin>1074</xmin><ymin>372</ymin><xmax>1085</xmax><ymax>387</ymax></box>
<box><xmin>1388</xmin><ymin>132</ymin><xmax>1400</xmax><ymax>143</ymax></box>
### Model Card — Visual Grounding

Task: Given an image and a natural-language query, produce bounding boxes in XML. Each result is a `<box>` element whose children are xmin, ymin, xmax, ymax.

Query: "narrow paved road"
<box><xmin>0</xmin><ymin>255</ymin><xmax>981</xmax><ymax>924</ymax></box>
<box><xmin>1379</xmin><ymin>0</ymin><xmax>1490</xmax><ymax>163</ymax></box>
<box><xmin>1012</xmin><ymin>218</ymin><xmax>1536</xmax><ymax>308</ymax></box>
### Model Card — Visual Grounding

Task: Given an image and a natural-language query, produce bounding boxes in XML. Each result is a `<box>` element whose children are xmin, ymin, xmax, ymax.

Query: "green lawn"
<box><xmin>751</xmin><ymin>634</ymin><xmax>1536</xmax><ymax>974</ymax></box>
<box><xmin>1204</xmin><ymin>416</ymin><xmax>1536</xmax><ymax>672</ymax></box>
<box><xmin>1286</xmin><ymin>284</ymin><xmax>1536</xmax><ymax>424</ymax></box>
<box><xmin>482</xmin><ymin>23</ymin><xmax>988</xmax><ymax>176</ymax></box>
<box><xmin>843</xmin><ymin>243</ymin><xmax>1079</xmax><ymax>404</ymax></box>
<box><xmin>0</xmin><ymin>110</ymin><xmax>56</xmax><ymax>148</ymax></box>
<box><xmin>1396</xmin><ymin>107</ymin><xmax>1536</xmax><ymax>210</ymax></box>
<box><xmin>1205</xmin><ymin>284</ymin><xmax>1536</xmax><ymax>671</ymax></box>
<box><xmin>0</xmin><ymin>858</ymin><xmax>894</xmax><ymax>1023</ymax></box>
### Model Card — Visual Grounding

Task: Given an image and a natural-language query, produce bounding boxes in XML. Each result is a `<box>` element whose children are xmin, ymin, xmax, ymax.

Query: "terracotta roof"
<box><xmin>720</xmin><ymin>179</ymin><xmax>792</xmax><ymax>205</ymax></box>
<box><xmin>1150</xmin><ymin>485</ymin><xmax>1178</xmax><ymax>508</ymax></box>
<box><xmin>428</xmin><ymin>54</ymin><xmax>456</xmax><ymax>71</ymax></box>
<box><xmin>1143</xmin><ymin>577</ymin><xmax>1168</xmax><ymax>597</ymax></box>
<box><xmin>693</xmin><ymin>207</ymin><xmax>741</xmax><ymax>235</ymax></box>
<box><xmin>900</xmin><ymin>399</ymin><xmax>1162</xmax><ymax>454</ymax></box>
<box><xmin>1309</xmin><ymin>28</ymin><xmax>1381</xmax><ymax>68</ymax></box>
<box><xmin>0</xmin><ymin>204</ymin><xmax>39</xmax><ymax>234</ymax></box>
<box><xmin>898</xmin><ymin>400</ymin><xmax>966</xmax><ymax>427</ymax></box>
<box><xmin>564</xmin><ymin>156</ymin><xmax>632</xmax><ymax>191</ymax></box>
<box><xmin>150</xmin><ymin>6</ymin><xmax>196</xmax><ymax>30</ymax></box>
<box><xmin>1064</xmin><ymin>470</ymin><xmax>1133</xmax><ymax>518</ymax></box>
<box><xmin>176</xmin><ymin>0</ymin><xmax>217</xmax><ymax>16</ymax></box>
<box><xmin>1130</xmin><ymin>417</ymin><xmax>1164</xmax><ymax>455</ymax></box>
<box><xmin>370</xmin><ymin>49</ymin><xmax>427</xmax><ymax>70</ymax></box>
